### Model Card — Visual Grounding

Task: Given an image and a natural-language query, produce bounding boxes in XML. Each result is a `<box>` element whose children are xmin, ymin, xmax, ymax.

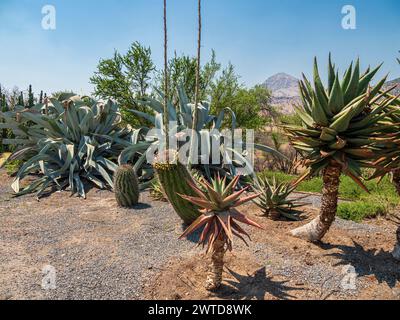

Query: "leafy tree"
<box><xmin>18</xmin><ymin>91</ymin><xmax>24</xmax><ymax>106</ymax></box>
<box><xmin>90</xmin><ymin>42</ymin><xmax>156</xmax><ymax>126</ymax></box>
<box><xmin>39</xmin><ymin>91</ymin><xmax>44</xmax><ymax>104</ymax></box>
<box><xmin>210</xmin><ymin>64</ymin><xmax>269</xmax><ymax>129</ymax></box>
<box><xmin>157</xmin><ymin>50</ymin><xmax>221</xmax><ymax>104</ymax></box>
<box><xmin>28</xmin><ymin>85</ymin><xmax>34</xmax><ymax>107</ymax></box>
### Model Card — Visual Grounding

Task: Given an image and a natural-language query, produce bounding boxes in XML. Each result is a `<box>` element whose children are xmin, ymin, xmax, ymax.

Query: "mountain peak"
<box><xmin>263</xmin><ymin>73</ymin><xmax>299</xmax><ymax>92</ymax></box>
<box><xmin>261</xmin><ymin>73</ymin><xmax>300</xmax><ymax>114</ymax></box>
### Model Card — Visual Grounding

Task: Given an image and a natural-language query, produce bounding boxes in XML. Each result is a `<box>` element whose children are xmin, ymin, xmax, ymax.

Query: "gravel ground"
<box><xmin>0</xmin><ymin>171</ymin><xmax>399</xmax><ymax>300</ymax></box>
<box><xmin>0</xmin><ymin>176</ymin><xmax>197</xmax><ymax>300</ymax></box>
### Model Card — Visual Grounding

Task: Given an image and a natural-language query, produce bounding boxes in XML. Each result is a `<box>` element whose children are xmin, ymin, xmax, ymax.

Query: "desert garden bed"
<box><xmin>1</xmin><ymin>170</ymin><xmax>399</xmax><ymax>300</ymax></box>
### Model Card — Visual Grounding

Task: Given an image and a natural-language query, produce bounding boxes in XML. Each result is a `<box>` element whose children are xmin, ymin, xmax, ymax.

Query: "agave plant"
<box><xmin>179</xmin><ymin>174</ymin><xmax>262</xmax><ymax>290</ymax></box>
<box><xmin>127</xmin><ymin>85</ymin><xmax>278</xmax><ymax>180</ymax></box>
<box><xmin>0</xmin><ymin>97</ymin><xmax>150</xmax><ymax>198</ymax></box>
<box><xmin>124</xmin><ymin>85</ymin><xmax>279</xmax><ymax>224</ymax></box>
<box><xmin>254</xmin><ymin>176</ymin><xmax>307</xmax><ymax>221</ymax></box>
<box><xmin>283</xmin><ymin>55</ymin><xmax>396</xmax><ymax>242</ymax></box>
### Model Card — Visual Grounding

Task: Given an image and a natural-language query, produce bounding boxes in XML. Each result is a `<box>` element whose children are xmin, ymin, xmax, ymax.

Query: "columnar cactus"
<box><xmin>154</xmin><ymin>151</ymin><xmax>201</xmax><ymax>224</ymax></box>
<box><xmin>114</xmin><ymin>165</ymin><xmax>139</xmax><ymax>207</ymax></box>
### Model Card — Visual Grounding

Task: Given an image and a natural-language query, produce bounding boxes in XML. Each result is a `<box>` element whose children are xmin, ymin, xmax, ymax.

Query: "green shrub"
<box><xmin>258</xmin><ymin>170</ymin><xmax>400</xmax><ymax>222</ymax></box>
<box><xmin>4</xmin><ymin>160</ymin><xmax>23</xmax><ymax>175</ymax></box>
<box><xmin>337</xmin><ymin>199</ymin><xmax>390</xmax><ymax>222</ymax></box>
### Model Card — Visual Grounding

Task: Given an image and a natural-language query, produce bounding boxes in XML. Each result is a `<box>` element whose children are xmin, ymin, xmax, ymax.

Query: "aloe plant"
<box><xmin>0</xmin><ymin>97</ymin><xmax>149</xmax><ymax>198</ymax></box>
<box><xmin>254</xmin><ymin>176</ymin><xmax>307</xmax><ymax>220</ymax></box>
<box><xmin>284</xmin><ymin>55</ymin><xmax>395</xmax><ymax>242</ymax></box>
<box><xmin>179</xmin><ymin>174</ymin><xmax>262</xmax><ymax>290</ymax></box>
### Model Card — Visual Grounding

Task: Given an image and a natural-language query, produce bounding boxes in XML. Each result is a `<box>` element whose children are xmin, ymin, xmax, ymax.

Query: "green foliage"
<box><xmin>337</xmin><ymin>197</ymin><xmax>395</xmax><ymax>222</ymax></box>
<box><xmin>210</xmin><ymin>64</ymin><xmax>270</xmax><ymax>129</ymax></box>
<box><xmin>284</xmin><ymin>55</ymin><xmax>394</xmax><ymax>189</ymax></box>
<box><xmin>4</xmin><ymin>160</ymin><xmax>23</xmax><ymax>175</ymax></box>
<box><xmin>18</xmin><ymin>92</ymin><xmax>24</xmax><ymax>106</ymax></box>
<box><xmin>157</xmin><ymin>50</ymin><xmax>221</xmax><ymax>104</ymax></box>
<box><xmin>0</xmin><ymin>85</ymin><xmax>12</xmax><ymax>153</ymax></box>
<box><xmin>149</xmin><ymin>178</ymin><xmax>167</xmax><ymax>202</ymax></box>
<box><xmin>28</xmin><ymin>85</ymin><xmax>34</xmax><ymax>108</ymax></box>
<box><xmin>130</xmin><ymin>85</ymin><xmax>278</xmax><ymax>181</ymax></box>
<box><xmin>259</xmin><ymin>170</ymin><xmax>399</xmax><ymax>221</ymax></box>
<box><xmin>114</xmin><ymin>165</ymin><xmax>139</xmax><ymax>207</ymax></box>
<box><xmin>254</xmin><ymin>176</ymin><xmax>306</xmax><ymax>220</ymax></box>
<box><xmin>279</xmin><ymin>113</ymin><xmax>303</xmax><ymax>126</ymax></box>
<box><xmin>0</xmin><ymin>97</ymin><xmax>148</xmax><ymax>198</ymax></box>
<box><xmin>90</xmin><ymin>42</ymin><xmax>156</xmax><ymax>127</ymax></box>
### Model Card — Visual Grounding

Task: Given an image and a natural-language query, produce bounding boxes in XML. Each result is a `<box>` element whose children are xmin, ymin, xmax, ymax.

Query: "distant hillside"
<box><xmin>263</xmin><ymin>74</ymin><xmax>400</xmax><ymax>114</ymax></box>
<box><xmin>383</xmin><ymin>78</ymin><xmax>400</xmax><ymax>96</ymax></box>
<box><xmin>262</xmin><ymin>73</ymin><xmax>300</xmax><ymax>114</ymax></box>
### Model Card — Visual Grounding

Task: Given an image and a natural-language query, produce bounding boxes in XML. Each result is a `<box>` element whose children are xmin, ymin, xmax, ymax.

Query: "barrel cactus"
<box><xmin>154</xmin><ymin>151</ymin><xmax>201</xmax><ymax>224</ymax></box>
<box><xmin>114</xmin><ymin>165</ymin><xmax>140</xmax><ymax>207</ymax></box>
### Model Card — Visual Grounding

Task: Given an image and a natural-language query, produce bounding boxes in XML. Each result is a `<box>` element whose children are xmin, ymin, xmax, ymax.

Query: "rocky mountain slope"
<box><xmin>262</xmin><ymin>73</ymin><xmax>300</xmax><ymax>114</ymax></box>
<box><xmin>263</xmin><ymin>73</ymin><xmax>400</xmax><ymax>114</ymax></box>
<box><xmin>384</xmin><ymin>78</ymin><xmax>400</xmax><ymax>96</ymax></box>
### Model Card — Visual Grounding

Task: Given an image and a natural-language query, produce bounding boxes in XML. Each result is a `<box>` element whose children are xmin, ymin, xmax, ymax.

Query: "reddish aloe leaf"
<box><xmin>231</xmin><ymin>220</ymin><xmax>251</xmax><ymax>240</ymax></box>
<box><xmin>232</xmin><ymin>192</ymin><xmax>260</xmax><ymax>208</ymax></box>
<box><xmin>204</xmin><ymin>182</ymin><xmax>223</xmax><ymax>205</ymax></box>
<box><xmin>291</xmin><ymin>169</ymin><xmax>310</xmax><ymax>188</ymax></box>
<box><xmin>343</xmin><ymin>169</ymin><xmax>370</xmax><ymax>194</ymax></box>
<box><xmin>230</xmin><ymin>208</ymin><xmax>264</xmax><ymax>229</ymax></box>
<box><xmin>231</xmin><ymin>228</ymin><xmax>249</xmax><ymax>247</ymax></box>
<box><xmin>216</xmin><ymin>213</ymin><xmax>233</xmax><ymax>241</ymax></box>
<box><xmin>186</xmin><ymin>179</ymin><xmax>208</xmax><ymax>200</ymax></box>
<box><xmin>198</xmin><ymin>221</ymin><xmax>212</xmax><ymax>245</ymax></box>
<box><xmin>220</xmin><ymin>187</ymin><xmax>248</xmax><ymax>207</ymax></box>
<box><xmin>178</xmin><ymin>194</ymin><xmax>215</xmax><ymax>210</ymax></box>
<box><xmin>222</xmin><ymin>175</ymin><xmax>240</xmax><ymax>197</ymax></box>
<box><xmin>207</xmin><ymin>220</ymin><xmax>220</xmax><ymax>254</ymax></box>
<box><xmin>179</xmin><ymin>213</ymin><xmax>213</xmax><ymax>239</ymax></box>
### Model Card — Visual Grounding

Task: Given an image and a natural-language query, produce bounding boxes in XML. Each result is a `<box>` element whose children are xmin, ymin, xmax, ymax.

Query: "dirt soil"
<box><xmin>0</xmin><ymin>169</ymin><xmax>399</xmax><ymax>300</ymax></box>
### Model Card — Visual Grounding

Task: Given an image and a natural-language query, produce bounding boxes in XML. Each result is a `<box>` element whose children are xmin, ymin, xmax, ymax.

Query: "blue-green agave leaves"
<box><xmin>284</xmin><ymin>55</ymin><xmax>395</xmax><ymax>189</ymax></box>
<box><xmin>0</xmin><ymin>97</ymin><xmax>143</xmax><ymax>198</ymax></box>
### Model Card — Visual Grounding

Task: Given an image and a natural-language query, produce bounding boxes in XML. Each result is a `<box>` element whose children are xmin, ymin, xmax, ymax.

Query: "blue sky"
<box><xmin>0</xmin><ymin>0</ymin><xmax>399</xmax><ymax>95</ymax></box>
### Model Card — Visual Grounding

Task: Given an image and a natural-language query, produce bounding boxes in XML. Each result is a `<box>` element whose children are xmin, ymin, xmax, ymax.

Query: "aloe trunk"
<box><xmin>205</xmin><ymin>235</ymin><xmax>225</xmax><ymax>291</ymax></box>
<box><xmin>154</xmin><ymin>161</ymin><xmax>201</xmax><ymax>224</ymax></box>
<box><xmin>291</xmin><ymin>165</ymin><xmax>341</xmax><ymax>242</ymax></box>
<box><xmin>393</xmin><ymin>226</ymin><xmax>400</xmax><ymax>261</ymax></box>
<box><xmin>392</xmin><ymin>169</ymin><xmax>400</xmax><ymax>196</ymax></box>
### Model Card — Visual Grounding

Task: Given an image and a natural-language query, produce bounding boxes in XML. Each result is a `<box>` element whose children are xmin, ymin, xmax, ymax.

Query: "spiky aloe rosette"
<box><xmin>154</xmin><ymin>150</ymin><xmax>201</xmax><ymax>224</ymax></box>
<box><xmin>283</xmin><ymin>55</ymin><xmax>396</xmax><ymax>241</ymax></box>
<box><xmin>179</xmin><ymin>174</ymin><xmax>262</xmax><ymax>291</ymax></box>
<box><xmin>254</xmin><ymin>176</ymin><xmax>307</xmax><ymax>221</ymax></box>
<box><xmin>114</xmin><ymin>165</ymin><xmax>139</xmax><ymax>207</ymax></box>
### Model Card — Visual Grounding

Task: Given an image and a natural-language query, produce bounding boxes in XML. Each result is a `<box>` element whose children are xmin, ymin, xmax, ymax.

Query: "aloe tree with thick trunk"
<box><xmin>284</xmin><ymin>55</ymin><xmax>395</xmax><ymax>242</ymax></box>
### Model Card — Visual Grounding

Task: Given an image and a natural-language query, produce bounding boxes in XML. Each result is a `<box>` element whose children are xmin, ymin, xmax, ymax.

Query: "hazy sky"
<box><xmin>0</xmin><ymin>0</ymin><xmax>399</xmax><ymax>95</ymax></box>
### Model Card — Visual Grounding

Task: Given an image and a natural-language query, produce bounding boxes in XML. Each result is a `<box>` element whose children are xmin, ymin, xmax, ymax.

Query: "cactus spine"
<box><xmin>114</xmin><ymin>165</ymin><xmax>139</xmax><ymax>207</ymax></box>
<box><xmin>154</xmin><ymin>159</ymin><xmax>201</xmax><ymax>225</ymax></box>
